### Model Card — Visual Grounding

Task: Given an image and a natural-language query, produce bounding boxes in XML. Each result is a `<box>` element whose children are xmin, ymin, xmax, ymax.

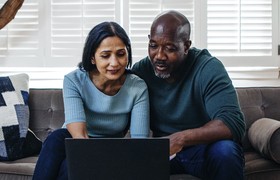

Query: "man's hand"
<box><xmin>166</xmin><ymin>120</ymin><xmax>233</xmax><ymax>155</ymax></box>
<box><xmin>168</xmin><ymin>131</ymin><xmax>186</xmax><ymax>155</ymax></box>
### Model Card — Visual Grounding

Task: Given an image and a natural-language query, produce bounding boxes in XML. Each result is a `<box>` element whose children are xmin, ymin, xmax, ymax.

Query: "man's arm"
<box><xmin>168</xmin><ymin>119</ymin><xmax>232</xmax><ymax>155</ymax></box>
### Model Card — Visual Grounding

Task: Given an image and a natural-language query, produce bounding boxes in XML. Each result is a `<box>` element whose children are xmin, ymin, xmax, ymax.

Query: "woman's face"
<box><xmin>92</xmin><ymin>36</ymin><xmax>128</xmax><ymax>81</ymax></box>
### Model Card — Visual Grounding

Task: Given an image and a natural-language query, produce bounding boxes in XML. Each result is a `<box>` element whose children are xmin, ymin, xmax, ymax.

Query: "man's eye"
<box><xmin>165</xmin><ymin>46</ymin><xmax>177</xmax><ymax>52</ymax></box>
<box><xmin>149</xmin><ymin>43</ymin><xmax>157</xmax><ymax>49</ymax></box>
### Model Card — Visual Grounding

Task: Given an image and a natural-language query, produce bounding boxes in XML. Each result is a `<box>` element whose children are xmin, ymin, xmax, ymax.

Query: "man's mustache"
<box><xmin>154</xmin><ymin>61</ymin><xmax>168</xmax><ymax>66</ymax></box>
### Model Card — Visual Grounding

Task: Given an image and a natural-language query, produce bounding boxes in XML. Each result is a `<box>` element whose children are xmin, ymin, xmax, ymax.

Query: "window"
<box><xmin>206</xmin><ymin>0</ymin><xmax>278</xmax><ymax>69</ymax></box>
<box><xmin>49</xmin><ymin>0</ymin><xmax>119</xmax><ymax>67</ymax></box>
<box><xmin>127</xmin><ymin>0</ymin><xmax>194</xmax><ymax>60</ymax></box>
<box><xmin>0</xmin><ymin>0</ymin><xmax>40</xmax><ymax>66</ymax></box>
<box><xmin>208</xmin><ymin>0</ymin><xmax>273</xmax><ymax>57</ymax></box>
<box><xmin>0</xmin><ymin>0</ymin><xmax>279</xmax><ymax>87</ymax></box>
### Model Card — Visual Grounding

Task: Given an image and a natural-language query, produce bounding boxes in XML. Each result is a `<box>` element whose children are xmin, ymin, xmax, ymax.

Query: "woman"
<box><xmin>33</xmin><ymin>22</ymin><xmax>150</xmax><ymax>180</ymax></box>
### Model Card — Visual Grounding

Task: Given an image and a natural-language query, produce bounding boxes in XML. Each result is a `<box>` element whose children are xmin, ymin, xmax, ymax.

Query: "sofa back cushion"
<box><xmin>28</xmin><ymin>87</ymin><xmax>280</xmax><ymax>152</ymax></box>
<box><xmin>28</xmin><ymin>89</ymin><xmax>64</xmax><ymax>142</ymax></box>
<box><xmin>236</xmin><ymin>87</ymin><xmax>280</xmax><ymax>151</ymax></box>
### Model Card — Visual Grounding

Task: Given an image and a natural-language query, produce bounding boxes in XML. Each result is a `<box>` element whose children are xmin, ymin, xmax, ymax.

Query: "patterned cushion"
<box><xmin>0</xmin><ymin>73</ymin><xmax>42</xmax><ymax>161</ymax></box>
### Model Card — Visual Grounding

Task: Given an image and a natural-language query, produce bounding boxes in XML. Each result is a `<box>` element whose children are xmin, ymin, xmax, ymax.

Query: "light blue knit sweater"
<box><xmin>62</xmin><ymin>69</ymin><xmax>150</xmax><ymax>138</ymax></box>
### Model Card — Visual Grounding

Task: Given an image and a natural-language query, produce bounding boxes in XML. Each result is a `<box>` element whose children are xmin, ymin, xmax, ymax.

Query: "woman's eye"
<box><xmin>117</xmin><ymin>53</ymin><xmax>126</xmax><ymax>57</ymax></box>
<box><xmin>101</xmin><ymin>55</ymin><xmax>110</xmax><ymax>59</ymax></box>
<box><xmin>116</xmin><ymin>49</ymin><xmax>127</xmax><ymax>57</ymax></box>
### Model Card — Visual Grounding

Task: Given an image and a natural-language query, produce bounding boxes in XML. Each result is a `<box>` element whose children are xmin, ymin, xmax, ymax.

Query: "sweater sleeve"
<box><xmin>63</xmin><ymin>75</ymin><xmax>86</xmax><ymax>126</ymax></box>
<box><xmin>200</xmin><ymin>59</ymin><xmax>245</xmax><ymax>142</ymax></box>
<box><xmin>129</xmin><ymin>78</ymin><xmax>150</xmax><ymax>138</ymax></box>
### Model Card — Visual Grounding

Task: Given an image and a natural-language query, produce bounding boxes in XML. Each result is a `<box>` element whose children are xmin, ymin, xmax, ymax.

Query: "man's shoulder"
<box><xmin>189</xmin><ymin>47</ymin><xmax>223</xmax><ymax>67</ymax></box>
<box><xmin>132</xmin><ymin>57</ymin><xmax>150</xmax><ymax>69</ymax></box>
<box><xmin>190</xmin><ymin>47</ymin><xmax>213</xmax><ymax>59</ymax></box>
<box><xmin>131</xmin><ymin>56</ymin><xmax>152</xmax><ymax>76</ymax></box>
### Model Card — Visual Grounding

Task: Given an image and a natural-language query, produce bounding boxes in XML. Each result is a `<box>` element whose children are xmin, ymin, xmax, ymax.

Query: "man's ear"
<box><xmin>184</xmin><ymin>40</ymin><xmax>192</xmax><ymax>53</ymax></box>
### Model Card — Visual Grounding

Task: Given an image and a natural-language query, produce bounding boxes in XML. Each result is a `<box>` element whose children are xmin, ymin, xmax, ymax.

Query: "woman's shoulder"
<box><xmin>126</xmin><ymin>72</ymin><xmax>146</xmax><ymax>84</ymax></box>
<box><xmin>64</xmin><ymin>68</ymin><xmax>89</xmax><ymax>87</ymax></box>
<box><xmin>123</xmin><ymin>73</ymin><xmax>148</xmax><ymax>97</ymax></box>
<box><xmin>124</xmin><ymin>72</ymin><xmax>147</xmax><ymax>89</ymax></box>
<box><xmin>124</xmin><ymin>73</ymin><xmax>148</xmax><ymax>92</ymax></box>
<box><xmin>65</xmin><ymin>68</ymin><xmax>87</xmax><ymax>80</ymax></box>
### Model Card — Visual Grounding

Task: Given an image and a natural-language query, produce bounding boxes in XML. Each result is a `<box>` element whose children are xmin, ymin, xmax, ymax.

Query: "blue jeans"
<box><xmin>33</xmin><ymin>129</ymin><xmax>71</xmax><ymax>180</ymax></box>
<box><xmin>170</xmin><ymin>140</ymin><xmax>244</xmax><ymax>180</ymax></box>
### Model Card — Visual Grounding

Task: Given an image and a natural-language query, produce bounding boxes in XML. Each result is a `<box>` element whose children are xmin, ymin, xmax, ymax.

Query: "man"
<box><xmin>132</xmin><ymin>10</ymin><xmax>245</xmax><ymax>180</ymax></box>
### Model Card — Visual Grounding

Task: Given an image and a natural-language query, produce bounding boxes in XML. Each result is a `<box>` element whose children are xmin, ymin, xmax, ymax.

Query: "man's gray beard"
<box><xmin>149</xmin><ymin>57</ymin><xmax>170</xmax><ymax>79</ymax></box>
<box><xmin>154</xmin><ymin>70</ymin><xmax>170</xmax><ymax>79</ymax></box>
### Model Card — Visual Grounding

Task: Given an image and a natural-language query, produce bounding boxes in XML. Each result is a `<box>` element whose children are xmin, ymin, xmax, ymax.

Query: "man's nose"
<box><xmin>155</xmin><ymin>47</ymin><xmax>167</xmax><ymax>60</ymax></box>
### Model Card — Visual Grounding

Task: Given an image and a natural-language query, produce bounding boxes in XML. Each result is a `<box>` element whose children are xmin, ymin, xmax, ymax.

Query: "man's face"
<box><xmin>148</xmin><ymin>24</ymin><xmax>187</xmax><ymax>79</ymax></box>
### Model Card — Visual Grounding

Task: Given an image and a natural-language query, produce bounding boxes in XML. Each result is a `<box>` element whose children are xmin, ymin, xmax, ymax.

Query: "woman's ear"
<box><xmin>91</xmin><ymin>57</ymin><xmax>95</xmax><ymax>64</ymax></box>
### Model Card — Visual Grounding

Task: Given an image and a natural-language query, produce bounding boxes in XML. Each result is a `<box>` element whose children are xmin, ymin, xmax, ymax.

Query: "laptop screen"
<box><xmin>65</xmin><ymin>138</ymin><xmax>170</xmax><ymax>180</ymax></box>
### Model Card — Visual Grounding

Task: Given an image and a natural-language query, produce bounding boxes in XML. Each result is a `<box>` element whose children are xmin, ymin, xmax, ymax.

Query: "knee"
<box><xmin>43</xmin><ymin>129</ymin><xmax>71</xmax><ymax>150</ymax></box>
<box><xmin>207</xmin><ymin>140</ymin><xmax>243</xmax><ymax>163</ymax></box>
<box><xmin>204</xmin><ymin>140</ymin><xmax>244</xmax><ymax>179</ymax></box>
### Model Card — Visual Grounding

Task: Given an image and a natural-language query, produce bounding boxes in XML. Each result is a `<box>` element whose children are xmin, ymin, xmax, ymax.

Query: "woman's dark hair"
<box><xmin>78</xmin><ymin>22</ymin><xmax>132</xmax><ymax>71</ymax></box>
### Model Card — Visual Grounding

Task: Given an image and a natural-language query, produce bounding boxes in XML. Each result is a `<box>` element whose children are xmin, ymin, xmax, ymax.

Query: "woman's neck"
<box><xmin>89</xmin><ymin>71</ymin><xmax>126</xmax><ymax>96</ymax></box>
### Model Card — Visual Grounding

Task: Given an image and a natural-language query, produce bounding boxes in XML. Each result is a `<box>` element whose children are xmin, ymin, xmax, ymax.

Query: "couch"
<box><xmin>0</xmin><ymin>87</ymin><xmax>280</xmax><ymax>180</ymax></box>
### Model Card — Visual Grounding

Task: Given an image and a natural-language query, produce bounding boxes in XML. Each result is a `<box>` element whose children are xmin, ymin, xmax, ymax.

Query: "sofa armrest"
<box><xmin>248</xmin><ymin>118</ymin><xmax>280</xmax><ymax>164</ymax></box>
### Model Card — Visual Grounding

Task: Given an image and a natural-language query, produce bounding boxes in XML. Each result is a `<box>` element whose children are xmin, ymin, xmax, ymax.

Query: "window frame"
<box><xmin>0</xmin><ymin>0</ymin><xmax>279</xmax><ymax>88</ymax></box>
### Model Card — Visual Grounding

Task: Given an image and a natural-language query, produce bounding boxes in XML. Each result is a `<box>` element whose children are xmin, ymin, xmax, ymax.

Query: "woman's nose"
<box><xmin>109</xmin><ymin>56</ymin><xmax>119</xmax><ymax>66</ymax></box>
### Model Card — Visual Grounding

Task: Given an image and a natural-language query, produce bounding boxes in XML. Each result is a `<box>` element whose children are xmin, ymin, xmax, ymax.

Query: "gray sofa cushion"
<box><xmin>0</xmin><ymin>156</ymin><xmax>37</xmax><ymax>180</ymax></box>
<box><xmin>28</xmin><ymin>89</ymin><xmax>65</xmax><ymax>142</ymax></box>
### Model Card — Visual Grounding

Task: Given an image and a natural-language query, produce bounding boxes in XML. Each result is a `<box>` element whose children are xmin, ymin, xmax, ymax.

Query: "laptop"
<box><xmin>65</xmin><ymin>138</ymin><xmax>170</xmax><ymax>180</ymax></box>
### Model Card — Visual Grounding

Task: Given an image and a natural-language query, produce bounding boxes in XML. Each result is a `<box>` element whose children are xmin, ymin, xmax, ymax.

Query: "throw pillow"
<box><xmin>0</xmin><ymin>73</ymin><xmax>42</xmax><ymax>161</ymax></box>
<box><xmin>248</xmin><ymin>118</ymin><xmax>280</xmax><ymax>164</ymax></box>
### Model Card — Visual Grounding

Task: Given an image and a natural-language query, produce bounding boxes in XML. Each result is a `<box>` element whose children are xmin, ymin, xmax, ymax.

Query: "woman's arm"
<box><xmin>66</xmin><ymin>122</ymin><xmax>89</xmax><ymax>139</ymax></box>
<box><xmin>63</xmin><ymin>74</ymin><xmax>88</xmax><ymax>138</ymax></box>
<box><xmin>129</xmin><ymin>79</ymin><xmax>150</xmax><ymax>138</ymax></box>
